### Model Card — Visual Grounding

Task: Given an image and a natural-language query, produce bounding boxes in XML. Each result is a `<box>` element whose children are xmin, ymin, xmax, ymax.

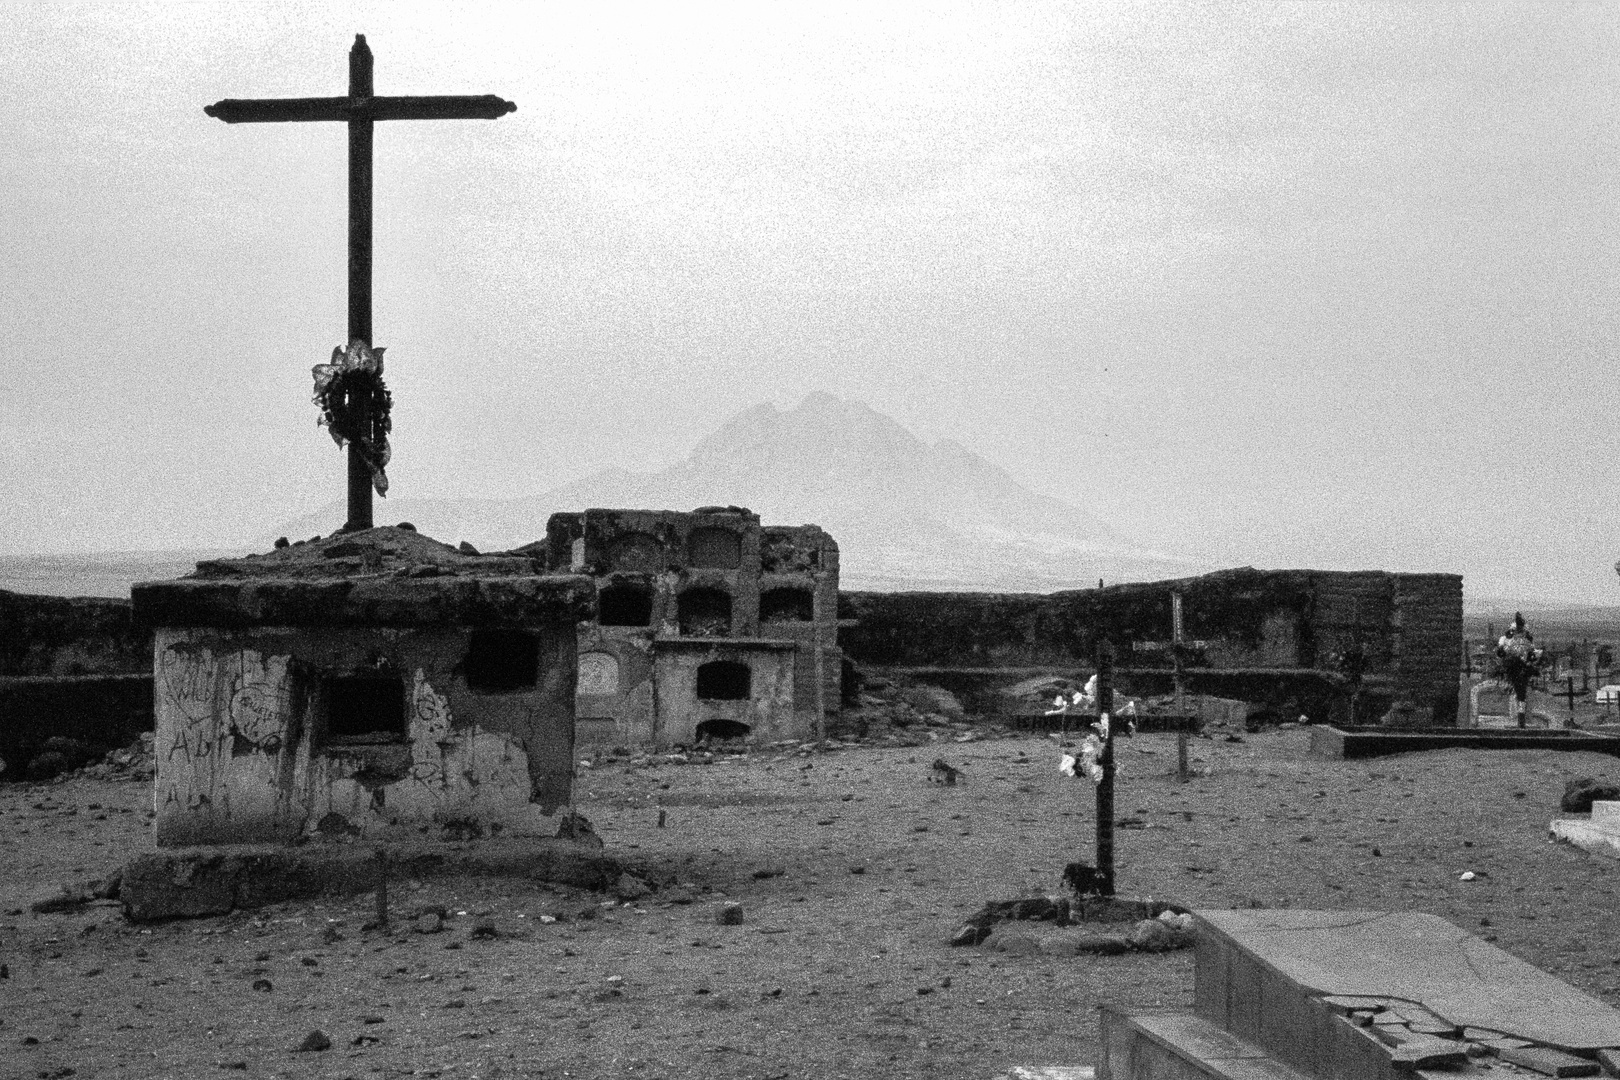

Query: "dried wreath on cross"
<box><xmin>312</xmin><ymin>340</ymin><xmax>392</xmax><ymax>496</ymax></box>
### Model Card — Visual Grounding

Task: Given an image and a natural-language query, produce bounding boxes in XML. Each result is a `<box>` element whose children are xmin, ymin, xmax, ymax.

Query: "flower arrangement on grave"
<box><xmin>1049</xmin><ymin>676</ymin><xmax>1135</xmax><ymax>784</ymax></box>
<box><xmin>312</xmin><ymin>340</ymin><xmax>392</xmax><ymax>496</ymax></box>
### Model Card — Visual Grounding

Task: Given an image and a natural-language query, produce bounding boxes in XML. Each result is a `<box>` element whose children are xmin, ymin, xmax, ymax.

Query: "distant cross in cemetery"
<box><xmin>204</xmin><ymin>35</ymin><xmax>516</xmax><ymax>532</ymax></box>
<box><xmin>1132</xmin><ymin>590</ymin><xmax>1209</xmax><ymax>781</ymax></box>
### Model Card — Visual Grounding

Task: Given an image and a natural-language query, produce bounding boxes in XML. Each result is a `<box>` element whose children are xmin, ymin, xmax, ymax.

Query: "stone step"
<box><xmin>1591</xmin><ymin>801</ymin><xmax>1620</xmax><ymax>829</ymax></box>
<box><xmin>1098</xmin><ymin>1008</ymin><xmax>1313</xmax><ymax>1080</ymax></box>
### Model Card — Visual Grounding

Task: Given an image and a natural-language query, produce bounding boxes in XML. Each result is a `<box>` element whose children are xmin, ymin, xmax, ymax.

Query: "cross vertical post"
<box><xmin>347</xmin><ymin>35</ymin><xmax>375</xmax><ymax>531</ymax></box>
<box><xmin>203</xmin><ymin>34</ymin><xmax>516</xmax><ymax>535</ymax></box>
<box><xmin>1172</xmin><ymin>591</ymin><xmax>1190</xmax><ymax>781</ymax></box>
<box><xmin>1094</xmin><ymin>640</ymin><xmax>1116</xmax><ymax>897</ymax></box>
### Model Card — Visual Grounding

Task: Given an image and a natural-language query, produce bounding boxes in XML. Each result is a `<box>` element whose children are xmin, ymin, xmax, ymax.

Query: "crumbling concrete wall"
<box><xmin>840</xmin><ymin>568</ymin><xmax>1463</xmax><ymax>726</ymax></box>
<box><xmin>151</xmin><ymin>625</ymin><xmax>578</xmax><ymax>846</ymax></box>
<box><xmin>0</xmin><ymin>589</ymin><xmax>156</xmax><ymax>779</ymax></box>
<box><xmin>0</xmin><ymin>589</ymin><xmax>150</xmax><ymax>677</ymax></box>
<box><xmin>133</xmin><ymin>527</ymin><xmax>594</xmax><ymax>846</ymax></box>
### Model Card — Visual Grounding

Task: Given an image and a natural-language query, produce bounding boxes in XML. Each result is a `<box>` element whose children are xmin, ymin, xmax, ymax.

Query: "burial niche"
<box><xmin>696</xmin><ymin>660</ymin><xmax>751</xmax><ymax>701</ymax></box>
<box><xmin>598</xmin><ymin>583</ymin><xmax>654</xmax><ymax>627</ymax></box>
<box><xmin>759</xmin><ymin>587</ymin><xmax>814</xmax><ymax>622</ymax></box>
<box><xmin>324</xmin><ymin>673</ymin><xmax>407</xmax><ymax>744</ymax></box>
<box><xmin>463</xmin><ymin>629</ymin><xmax>540</xmax><ymax>693</ymax></box>
<box><xmin>607</xmin><ymin>532</ymin><xmax>663</xmax><ymax>573</ymax></box>
<box><xmin>678</xmin><ymin>587</ymin><xmax>732</xmax><ymax>636</ymax></box>
<box><xmin>688</xmin><ymin>527</ymin><xmax>741</xmax><ymax>569</ymax></box>
<box><xmin>695</xmin><ymin>718</ymin><xmax>752</xmax><ymax>741</ymax></box>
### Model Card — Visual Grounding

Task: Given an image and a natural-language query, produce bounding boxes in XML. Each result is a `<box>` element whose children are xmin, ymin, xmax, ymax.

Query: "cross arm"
<box><xmin>204</xmin><ymin>95</ymin><xmax>516</xmax><ymax>124</ymax></box>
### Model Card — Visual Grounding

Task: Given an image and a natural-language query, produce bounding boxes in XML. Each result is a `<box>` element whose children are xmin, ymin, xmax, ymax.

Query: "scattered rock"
<box><xmin>1127</xmin><ymin>918</ymin><xmax>1190</xmax><ymax>952</ymax></box>
<box><xmin>949</xmin><ymin>924</ymin><xmax>992</xmax><ymax>947</ymax></box>
<box><xmin>716</xmin><ymin>902</ymin><xmax>745</xmax><ymax>925</ymax></box>
<box><xmin>414</xmin><ymin>912</ymin><xmax>444</xmax><ymax>934</ymax></box>
<box><xmin>556</xmin><ymin>811</ymin><xmax>604</xmax><ymax>849</ymax></box>
<box><xmin>295</xmin><ymin>1029</ymin><xmax>332</xmax><ymax>1052</ymax></box>
<box><xmin>612</xmin><ymin>873</ymin><xmax>652</xmax><ymax>901</ymax></box>
<box><xmin>252</xmin><ymin>979</ymin><xmax>273</xmax><ymax>992</ymax></box>
<box><xmin>469</xmin><ymin>917</ymin><xmax>499</xmax><ymax>939</ymax></box>
<box><xmin>1561</xmin><ymin>777</ymin><xmax>1620</xmax><ymax>813</ymax></box>
<box><xmin>1041</xmin><ymin>930</ymin><xmax>1133</xmax><ymax>957</ymax></box>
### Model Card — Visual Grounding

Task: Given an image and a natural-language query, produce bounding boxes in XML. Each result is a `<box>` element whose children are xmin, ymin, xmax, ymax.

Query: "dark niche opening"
<box><xmin>678</xmin><ymin>588</ymin><xmax>732</xmax><ymax>636</ymax></box>
<box><xmin>760</xmin><ymin>587</ymin><xmax>814</xmax><ymax>622</ymax></box>
<box><xmin>688</xmin><ymin>527</ymin><xmax>741</xmax><ymax>569</ymax></box>
<box><xmin>696</xmin><ymin>659</ymin><xmax>751</xmax><ymax>700</ymax></box>
<box><xmin>695</xmin><ymin>718</ymin><xmax>752</xmax><ymax>742</ymax></box>
<box><xmin>464</xmin><ymin>629</ymin><xmax>541</xmax><ymax>693</ymax></box>
<box><xmin>599</xmin><ymin>584</ymin><xmax>654</xmax><ymax>627</ymax></box>
<box><xmin>324</xmin><ymin>674</ymin><xmax>407</xmax><ymax>744</ymax></box>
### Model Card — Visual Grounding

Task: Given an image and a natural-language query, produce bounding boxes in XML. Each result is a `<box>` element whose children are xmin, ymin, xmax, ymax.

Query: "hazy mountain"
<box><xmin>272</xmin><ymin>393</ymin><xmax>1205</xmax><ymax>591</ymax></box>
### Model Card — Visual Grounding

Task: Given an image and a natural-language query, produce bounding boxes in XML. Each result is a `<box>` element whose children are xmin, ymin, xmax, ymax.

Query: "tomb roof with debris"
<box><xmin>131</xmin><ymin>526</ymin><xmax>592</xmax><ymax>629</ymax></box>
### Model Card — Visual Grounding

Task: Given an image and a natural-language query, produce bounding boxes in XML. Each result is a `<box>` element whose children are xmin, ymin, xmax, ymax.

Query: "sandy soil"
<box><xmin>3</xmin><ymin>728</ymin><xmax>1620</xmax><ymax>1080</ymax></box>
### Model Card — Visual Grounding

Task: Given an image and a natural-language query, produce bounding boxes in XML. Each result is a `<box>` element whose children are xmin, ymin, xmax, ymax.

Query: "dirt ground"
<box><xmin>4</xmin><ymin>727</ymin><xmax>1620</xmax><ymax>1080</ymax></box>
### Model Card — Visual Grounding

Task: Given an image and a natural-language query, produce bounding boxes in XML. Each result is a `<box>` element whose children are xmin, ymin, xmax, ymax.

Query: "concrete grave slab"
<box><xmin>1551</xmin><ymin>801</ymin><xmax>1620</xmax><ymax>861</ymax></box>
<box><xmin>1195</xmin><ymin>910</ymin><xmax>1620</xmax><ymax>1052</ymax></box>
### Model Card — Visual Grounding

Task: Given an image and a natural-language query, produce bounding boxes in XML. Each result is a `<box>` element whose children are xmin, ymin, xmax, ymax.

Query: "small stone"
<box><xmin>414</xmin><ymin>913</ymin><xmax>444</xmax><ymax>934</ymax></box>
<box><xmin>251</xmin><ymin>979</ymin><xmax>273</xmax><ymax>992</ymax></box>
<box><xmin>716</xmin><ymin>902</ymin><xmax>745</xmax><ymax>925</ymax></box>
<box><xmin>360</xmin><ymin>1015</ymin><xmax>384</xmax><ymax>1024</ymax></box>
<box><xmin>613</xmin><ymin>873</ymin><xmax>652</xmax><ymax>901</ymax></box>
<box><xmin>848</xmin><ymin>866</ymin><xmax>865</xmax><ymax>875</ymax></box>
<box><xmin>469</xmin><ymin>917</ymin><xmax>499</xmax><ymax>939</ymax></box>
<box><xmin>295</xmin><ymin>1029</ymin><xmax>332</xmax><ymax>1052</ymax></box>
<box><xmin>949</xmin><ymin>924</ymin><xmax>991</xmax><ymax>947</ymax></box>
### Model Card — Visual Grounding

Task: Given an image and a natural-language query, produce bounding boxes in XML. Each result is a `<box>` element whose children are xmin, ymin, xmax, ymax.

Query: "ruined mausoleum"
<box><xmin>131</xmin><ymin>528</ymin><xmax>593</xmax><ymax>847</ymax></box>
<box><xmin>543</xmin><ymin>508</ymin><xmax>841</xmax><ymax>748</ymax></box>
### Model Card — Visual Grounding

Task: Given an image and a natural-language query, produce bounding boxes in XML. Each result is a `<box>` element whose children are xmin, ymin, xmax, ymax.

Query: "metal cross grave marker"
<box><xmin>205</xmin><ymin>34</ymin><xmax>516</xmax><ymax>532</ymax></box>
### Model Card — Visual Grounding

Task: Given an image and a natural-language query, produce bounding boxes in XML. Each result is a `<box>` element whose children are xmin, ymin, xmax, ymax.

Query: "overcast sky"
<box><xmin>2</xmin><ymin>2</ymin><xmax>1617</xmax><ymax>604</ymax></box>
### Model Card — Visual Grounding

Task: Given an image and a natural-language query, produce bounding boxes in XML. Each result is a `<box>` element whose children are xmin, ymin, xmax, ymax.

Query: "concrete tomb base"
<box><xmin>1551</xmin><ymin>801</ymin><xmax>1620</xmax><ymax>862</ymax></box>
<box><xmin>1101</xmin><ymin>910</ymin><xmax>1620</xmax><ymax>1080</ymax></box>
<box><xmin>1310</xmin><ymin>725</ymin><xmax>1620</xmax><ymax>761</ymax></box>
<box><xmin>118</xmin><ymin>838</ymin><xmax>625</xmax><ymax>922</ymax></box>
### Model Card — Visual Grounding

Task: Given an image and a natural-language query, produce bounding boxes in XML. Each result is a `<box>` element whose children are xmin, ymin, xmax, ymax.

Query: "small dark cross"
<box><xmin>205</xmin><ymin>35</ymin><xmax>516</xmax><ymax>532</ymax></box>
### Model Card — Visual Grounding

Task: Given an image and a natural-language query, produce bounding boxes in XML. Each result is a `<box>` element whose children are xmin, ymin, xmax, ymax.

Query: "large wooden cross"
<box><xmin>205</xmin><ymin>35</ymin><xmax>516</xmax><ymax>532</ymax></box>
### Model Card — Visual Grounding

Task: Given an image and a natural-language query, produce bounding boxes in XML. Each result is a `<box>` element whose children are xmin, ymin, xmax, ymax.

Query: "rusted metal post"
<box><xmin>374</xmin><ymin>846</ymin><xmax>389</xmax><ymax>930</ymax></box>
<box><xmin>1095</xmin><ymin>640</ymin><xmax>1116</xmax><ymax>896</ymax></box>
